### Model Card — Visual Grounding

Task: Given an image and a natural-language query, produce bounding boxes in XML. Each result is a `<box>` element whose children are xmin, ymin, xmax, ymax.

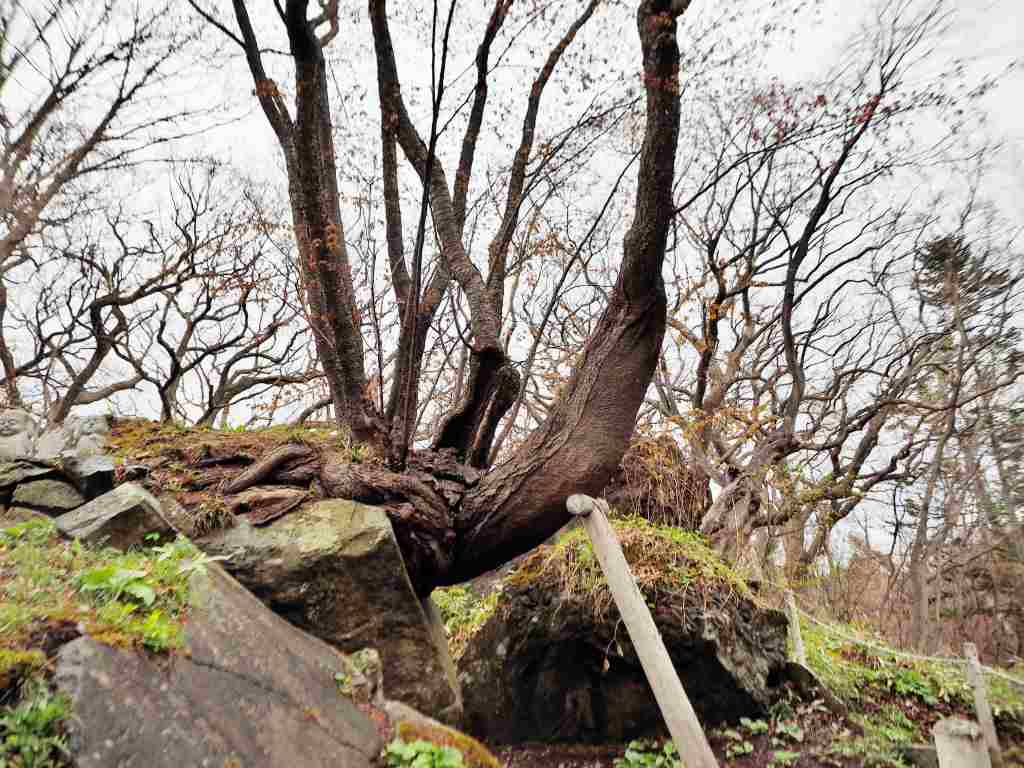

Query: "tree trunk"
<box><xmin>0</xmin><ymin>273</ymin><xmax>24</xmax><ymax>409</ymax></box>
<box><xmin>435</xmin><ymin>0</ymin><xmax>684</xmax><ymax>583</ymax></box>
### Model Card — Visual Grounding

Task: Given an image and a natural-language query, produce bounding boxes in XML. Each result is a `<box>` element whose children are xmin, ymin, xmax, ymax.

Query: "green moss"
<box><xmin>0</xmin><ymin>518</ymin><xmax>205</xmax><ymax>657</ymax></box>
<box><xmin>433</xmin><ymin>588</ymin><xmax>497</xmax><ymax>659</ymax></box>
<box><xmin>0</xmin><ymin>649</ymin><xmax>45</xmax><ymax>685</ymax></box>
<box><xmin>394</xmin><ymin>719</ymin><xmax>501</xmax><ymax>768</ymax></box>
<box><xmin>801</xmin><ymin>615</ymin><xmax>1024</xmax><ymax>724</ymax></box>
<box><xmin>507</xmin><ymin>515</ymin><xmax>750</xmax><ymax>623</ymax></box>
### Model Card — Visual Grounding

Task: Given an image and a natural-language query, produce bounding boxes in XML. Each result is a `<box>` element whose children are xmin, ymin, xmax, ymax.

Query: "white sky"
<box><xmin>191</xmin><ymin>0</ymin><xmax>1021</xmax><ymax>228</ymax></box>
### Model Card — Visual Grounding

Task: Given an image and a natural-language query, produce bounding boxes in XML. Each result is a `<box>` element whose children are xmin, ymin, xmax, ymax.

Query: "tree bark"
<box><xmin>441</xmin><ymin>0</ymin><xmax>684</xmax><ymax>584</ymax></box>
<box><xmin>228</xmin><ymin>0</ymin><xmax>384</xmax><ymax>447</ymax></box>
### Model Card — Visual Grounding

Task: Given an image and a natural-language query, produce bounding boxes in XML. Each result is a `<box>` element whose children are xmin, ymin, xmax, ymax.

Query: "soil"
<box><xmin>491</xmin><ymin>692</ymin><xmax>1024</xmax><ymax>768</ymax></box>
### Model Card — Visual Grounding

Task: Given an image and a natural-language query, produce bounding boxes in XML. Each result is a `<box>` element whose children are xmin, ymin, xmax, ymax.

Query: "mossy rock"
<box><xmin>458</xmin><ymin>518</ymin><xmax>789</xmax><ymax>744</ymax></box>
<box><xmin>394</xmin><ymin>718</ymin><xmax>501</xmax><ymax>768</ymax></box>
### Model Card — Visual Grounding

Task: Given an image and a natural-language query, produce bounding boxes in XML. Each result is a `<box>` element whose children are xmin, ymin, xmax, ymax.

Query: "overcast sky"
<box><xmin>193</xmin><ymin>0</ymin><xmax>1021</xmax><ymax>229</ymax></box>
<box><xmin>767</xmin><ymin>0</ymin><xmax>1022</xmax><ymax>208</ymax></box>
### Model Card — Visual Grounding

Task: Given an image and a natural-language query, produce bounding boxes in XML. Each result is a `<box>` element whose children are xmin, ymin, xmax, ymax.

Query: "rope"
<box><xmin>787</xmin><ymin>594</ymin><xmax>1024</xmax><ymax>690</ymax></box>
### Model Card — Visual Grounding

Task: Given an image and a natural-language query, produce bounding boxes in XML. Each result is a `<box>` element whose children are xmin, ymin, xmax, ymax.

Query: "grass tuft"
<box><xmin>507</xmin><ymin>515</ymin><xmax>750</xmax><ymax>624</ymax></box>
<box><xmin>0</xmin><ymin>517</ymin><xmax>208</xmax><ymax>659</ymax></box>
<box><xmin>433</xmin><ymin>588</ymin><xmax>498</xmax><ymax>660</ymax></box>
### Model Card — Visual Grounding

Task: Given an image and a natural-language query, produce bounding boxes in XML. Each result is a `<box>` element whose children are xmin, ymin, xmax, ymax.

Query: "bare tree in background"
<box><xmin>0</xmin><ymin>0</ymin><xmax>200</xmax><ymax>412</ymax></box>
<box><xmin>630</xmin><ymin>0</ymin><xmax>998</xmax><ymax>568</ymax></box>
<box><xmin>114</xmin><ymin>169</ymin><xmax>317</xmax><ymax>426</ymax></box>
<box><xmin>7</xmin><ymin>198</ymin><xmax>214</xmax><ymax>424</ymax></box>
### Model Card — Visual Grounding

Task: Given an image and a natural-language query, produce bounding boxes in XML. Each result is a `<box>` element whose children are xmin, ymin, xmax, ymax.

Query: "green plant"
<box><xmin>865</xmin><ymin>706</ymin><xmax>917</xmax><ymax>743</ymax></box>
<box><xmin>334</xmin><ymin>671</ymin><xmax>354</xmax><ymax>696</ymax></box>
<box><xmin>384</xmin><ymin>739</ymin><xmax>465</xmax><ymax>768</ymax></box>
<box><xmin>0</xmin><ymin>519</ymin><xmax>55</xmax><ymax>548</ymax></box>
<box><xmin>0</xmin><ymin>679</ymin><xmax>69</xmax><ymax>767</ymax></box>
<box><xmin>725</xmin><ymin>739</ymin><xmax>754</xmax><ymax>759</ymax></box>
<box><xmin>614</xmin><ymin>739</ymin><xmax>681</xmax><ymax>768</ymax></box>
<box><xmin>1</xmin><ymin>527</ymin><xmax>201</xmax><ymax>657</ymax></box>
<box><xmin>153</xmin><ymin>538</ymin><xmax>226</xmax><ymax>577</ymax></box>
<box><xmin>740</xmin><ymin>716</ymin><xmax>769</xmax><ymax>735</ymax></box>
<box><xmin>769</xmin><ymin>750</ymin><xmax>800</xmax><ymax>767</ymax></box>
<box><xmin>78</xmin><ymin>566</ymin><xmax>157</xmax><ymax>606</ymax></box>
<box><xmin>394</xmin><ymin>720</ymin><xmax>500</xmax><ymax>768</ymax></box>
<box><xmin>348</xmin><ymin>443</ymin><xmax>371</xmax><ymax>464</ymax></box>
<box><xmin>138</xmin><ymin>610</ymin><xmax>178</xmax><ymax>650</ymax></box>
<box><xmin>721</xmin><ymin>728</ymin><xmax>755</xmax><ymax>759</ymax></box>
<box><xmin>772</xmin><ymin>720</ymin><xmax>804</xmax><ymax>745</ymax></box>
<box><xmin>432</xmin><ymin>587</ymin><xmax>498</xmax><ymax>658</ymax></box>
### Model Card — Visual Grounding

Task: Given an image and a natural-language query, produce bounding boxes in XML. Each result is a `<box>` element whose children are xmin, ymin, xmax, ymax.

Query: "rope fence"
<box><xmin>785</xmin><ymin>591</ymin><xmax>1024</xmax><ymax>690</ymax></box>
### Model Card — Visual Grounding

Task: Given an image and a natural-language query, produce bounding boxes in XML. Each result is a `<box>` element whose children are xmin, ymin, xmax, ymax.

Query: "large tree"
<box><xmin>185</xmin><ymin>0</ymin><xmax>688</xmax><ymax>593</ymax></box>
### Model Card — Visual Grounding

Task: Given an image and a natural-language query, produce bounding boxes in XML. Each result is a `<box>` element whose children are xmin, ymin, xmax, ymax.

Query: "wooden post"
<box><xmin>567</xmin><ymin>494</ymin><xmax>719</xmax><ymax>768</ymax></box>
<box><xmin>963</xmin><ymin>642</ymin><xmax>1004</xmax><ymax>768</ymax></box>
<box><xmin>785</xmin><ymin>590</ymin><xmax>807</xmax><ymax>666</ymax></box>
<box><xmin>934</xmin><ymin>718</ymin><xmax>992</xmax><ymax>768</ymax></box>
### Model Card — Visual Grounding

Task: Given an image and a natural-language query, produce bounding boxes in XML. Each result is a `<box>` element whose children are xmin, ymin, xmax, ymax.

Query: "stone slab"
<box><xmin>55</xmin><ymin>482</ymin><xmax>174</xmax><ymax>549</ymax></box>
<box><xmin>200</xmin><ymin>499</ymin><xmax>461</xmax><ymax>720</ymax></box>
<box><xmin>54</xmin><ymin>564</ymin><xmax>382</xmax><ymax>768</ymax></box>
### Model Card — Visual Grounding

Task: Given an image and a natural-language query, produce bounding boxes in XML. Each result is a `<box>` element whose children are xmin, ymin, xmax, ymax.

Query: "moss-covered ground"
<box><xmin>799</xmin><ymin>615</ymin><xmax>1024</xmax><ymax>766</ymax></box>
<box><xmin>106</xmin><ymin>417</ymin><xmax>345</xmax><ymax>464</ymax></box>
<box><xmin>105</xmin><ymin>417</ymin><xmax>376</xmax><ymax>535</ymax></box>
<box><xmin>0</xmin><ymin>516</ymin><xmax>213</xmax><ymax>766</ymax></box>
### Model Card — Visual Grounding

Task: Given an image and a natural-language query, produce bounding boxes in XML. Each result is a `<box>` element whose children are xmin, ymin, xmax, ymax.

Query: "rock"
<box><xmin>777</xmin><ymin>661</ymin><xmax>848</xmax><ymax>717</ymax></box>
<box><xmin>0</xmin><ymin>410</ymin><xmax>39</xmax><ymax>459</ymax></box>
<box><xmin>900</xmin><ymin>744</ymin><xmax>940</xmax><ymax>768</ymax></box>
<box><xmin>33</xmin><ymin>427</ymin><xmax>73</xmax><ymax>460</ymax></box>
<box><xmin>11</xmin><ymin>478</ymin><xmax>85</xmax><ymax>512</ymax></box>
<box><xmin>54</xmin><ymin>563</ymin><xmax>382</xmax><ymax>768</ymax></box>
<box><xmin>158</xmin><ymin>494</ymin><xmax>193</xmax><ymax>535</ymax></box>
<box><xmin>61</xmin><ymin>455</ymin><xmax>116</xmax><ymax>499</ymax></box>
<box><xmin>34</xmin><ymin>414</ymin><xmax>111</xmax><ymax>459</ymax></box>
<box><xmin>384</xmin><ymin>700</ymin><xmax>501</xmax><ymax>768</ymax></box>
<box><xmin>200</xmin><ymin>499</ymin><xmax>461</xmax><ymax>720</ymax></box>
<box><xmin>457</xmin><ymin>530</ymin><xmax>790</xmax><ymax>744</ymax></box>
<box><xmin>120</xmin><ymin>463</ymin><xmax>151</xmax><ymax>482</ymax></box>
<box><xmin>54</xmin><ymin>482</ymin><xmax>174</xmax><ymax>548</ymax></box>
<box><xmin>0</xmin><ymin>459</ymin><xmax>59</xmax><ymax>502</ymax></box>
<box><xmin>933</xmin><ymin>718</ymin><xmax>992</xmax><ymax>768</ymax></box>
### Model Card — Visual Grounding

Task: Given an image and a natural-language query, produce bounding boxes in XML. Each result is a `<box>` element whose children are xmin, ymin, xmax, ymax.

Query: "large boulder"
<box><xmin>61</xmin><ymin>454</ymin><xmax>117</xmax><ymax>500</ymax></box>
<box><xmin>11</xmin><ymin>478</ymin><xmax>85</xmax><ymax>513</ymax></box>
<box><xmin>199</xmin><ymin>499</ymin><xmax>462</xmax><ymax>720</ymax></box>
<box><xmin>0</xmin><ymin>458</ymin><xmax>58</xmax><ymax>494</ymax></box>
<box><xmin>54</xmin><ymin>563</ymin><xmax>383</xmax><ymax>768</ymax></box>
<box><xmin>457</xmin><ymin>521</ymin><xmax>790</xmax><ymax>744</ymax></box>
<box><xmin>54</xmin><ymin>482</ymin><xmax>175</xmax><ymax>548</ymax></box>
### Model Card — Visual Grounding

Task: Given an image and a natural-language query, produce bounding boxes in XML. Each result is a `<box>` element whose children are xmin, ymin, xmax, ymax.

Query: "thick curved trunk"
<box><xmin>442</xmin><ymin>0</ymin><xmax>685</xmax><ymax>584</ymax></box>
<box><xmin>450</xmin><ymin>291</ymin><xmax>667</xmax><ymax>582</ymax></box>
<box><xmin>212</xmin><ymin>0</ymin><xmax>686</xmax><ymax>595</ymax></box>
